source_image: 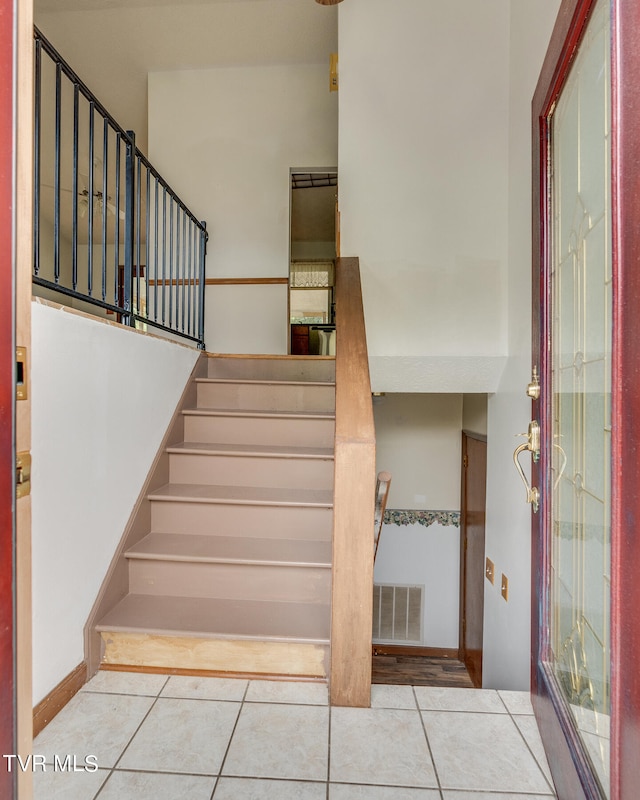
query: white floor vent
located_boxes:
[372,583,423,644]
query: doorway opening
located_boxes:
[288,169,337,355]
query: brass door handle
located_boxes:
[513,421,540,513]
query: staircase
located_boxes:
[94,354,336,679]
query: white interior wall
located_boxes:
[373,394,462,647]
[31,302,199,704]
[462,394,488,437]
[148,64,338,354]
[482,0,561,690]
[338,0,510,393]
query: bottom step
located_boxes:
[96,594,329,677]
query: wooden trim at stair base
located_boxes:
[100,663,326,683]
[84,354,209,679]
[372,645,461,659]
[33,662,87,737]
[100,633,327,678]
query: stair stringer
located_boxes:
[83,352,209,678]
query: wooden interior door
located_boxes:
[459,431,487,688]
[531,1,640,798]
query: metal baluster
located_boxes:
[54,62,62,283]
[146,166,151,322]
[169,196,174,330]
[123,131,135,326]
[114,133,121,306]
[161,184,167,325]
[72,83,79,291]
[136,155,142,323]
[198,222,207,349]
[154,176,159,323]
[34,36,41,277]
[187,218,193,336]
[101,118,108,302]
[181,210,187,333]
[88,102,94,296]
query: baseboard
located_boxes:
[33,661,87,737]
[372,644,460,659]
[100,663,327,683]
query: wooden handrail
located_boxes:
[374,471,392,563]
[330,257,376,707]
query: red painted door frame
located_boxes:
[531,1,640,798]
[0,0,17,797]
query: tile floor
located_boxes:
[33,671,557,799]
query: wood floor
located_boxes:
[372,647,475,688]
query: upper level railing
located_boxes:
[33,27,207,349]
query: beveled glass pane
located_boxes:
[548,0,611,795]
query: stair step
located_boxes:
[207,355,335,383]
[149,483,333,507]
[167,441,334,459]
[183,408,335,447]
[126,533,331,603]
[167,443,334,490]
[150,499,333,540]
[127,532,332,568]
[97,594,330,645]
[196,378,335,413]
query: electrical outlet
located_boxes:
[485,557,495,584]
[501,573,509,601]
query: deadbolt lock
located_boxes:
[526,366,540,400]
[16,452,32,499]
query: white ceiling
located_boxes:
[34,0,339,154]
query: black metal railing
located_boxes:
[33,27,207,349]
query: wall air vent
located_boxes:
[372,584,423,644]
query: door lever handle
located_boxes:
[513,421,540,513]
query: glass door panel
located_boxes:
[548,0,611,794]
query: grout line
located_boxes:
[496,691,556,796]
[326,700,331,800]
[510,712,558,796]
[413,685,444,798]
[92,676,171,800]
[209,678,251,799]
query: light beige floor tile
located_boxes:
[498,690,534,715]
[513,714,555,790]
[80,670,168,697]
[99,770,216,799]
[117,698,240,775]
[33,692,155,768]
[245,680,328,705]
[330,784,440,799]
[330,707,437,788]
[33,767,108,800]
[442,792,555,799]
[222,703,328,781]
[422,710,551,793]
[161,675,248,701]
[414,687,506,713]
[214,777,327,799]
[370,684,417,710]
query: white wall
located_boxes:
[463,394,488,437]
[148,64,338,354]
[339,0,510,393]
[373,394,462,647]
[482,0,561,690]
[340,0,561,683]
[31,302,199,703]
